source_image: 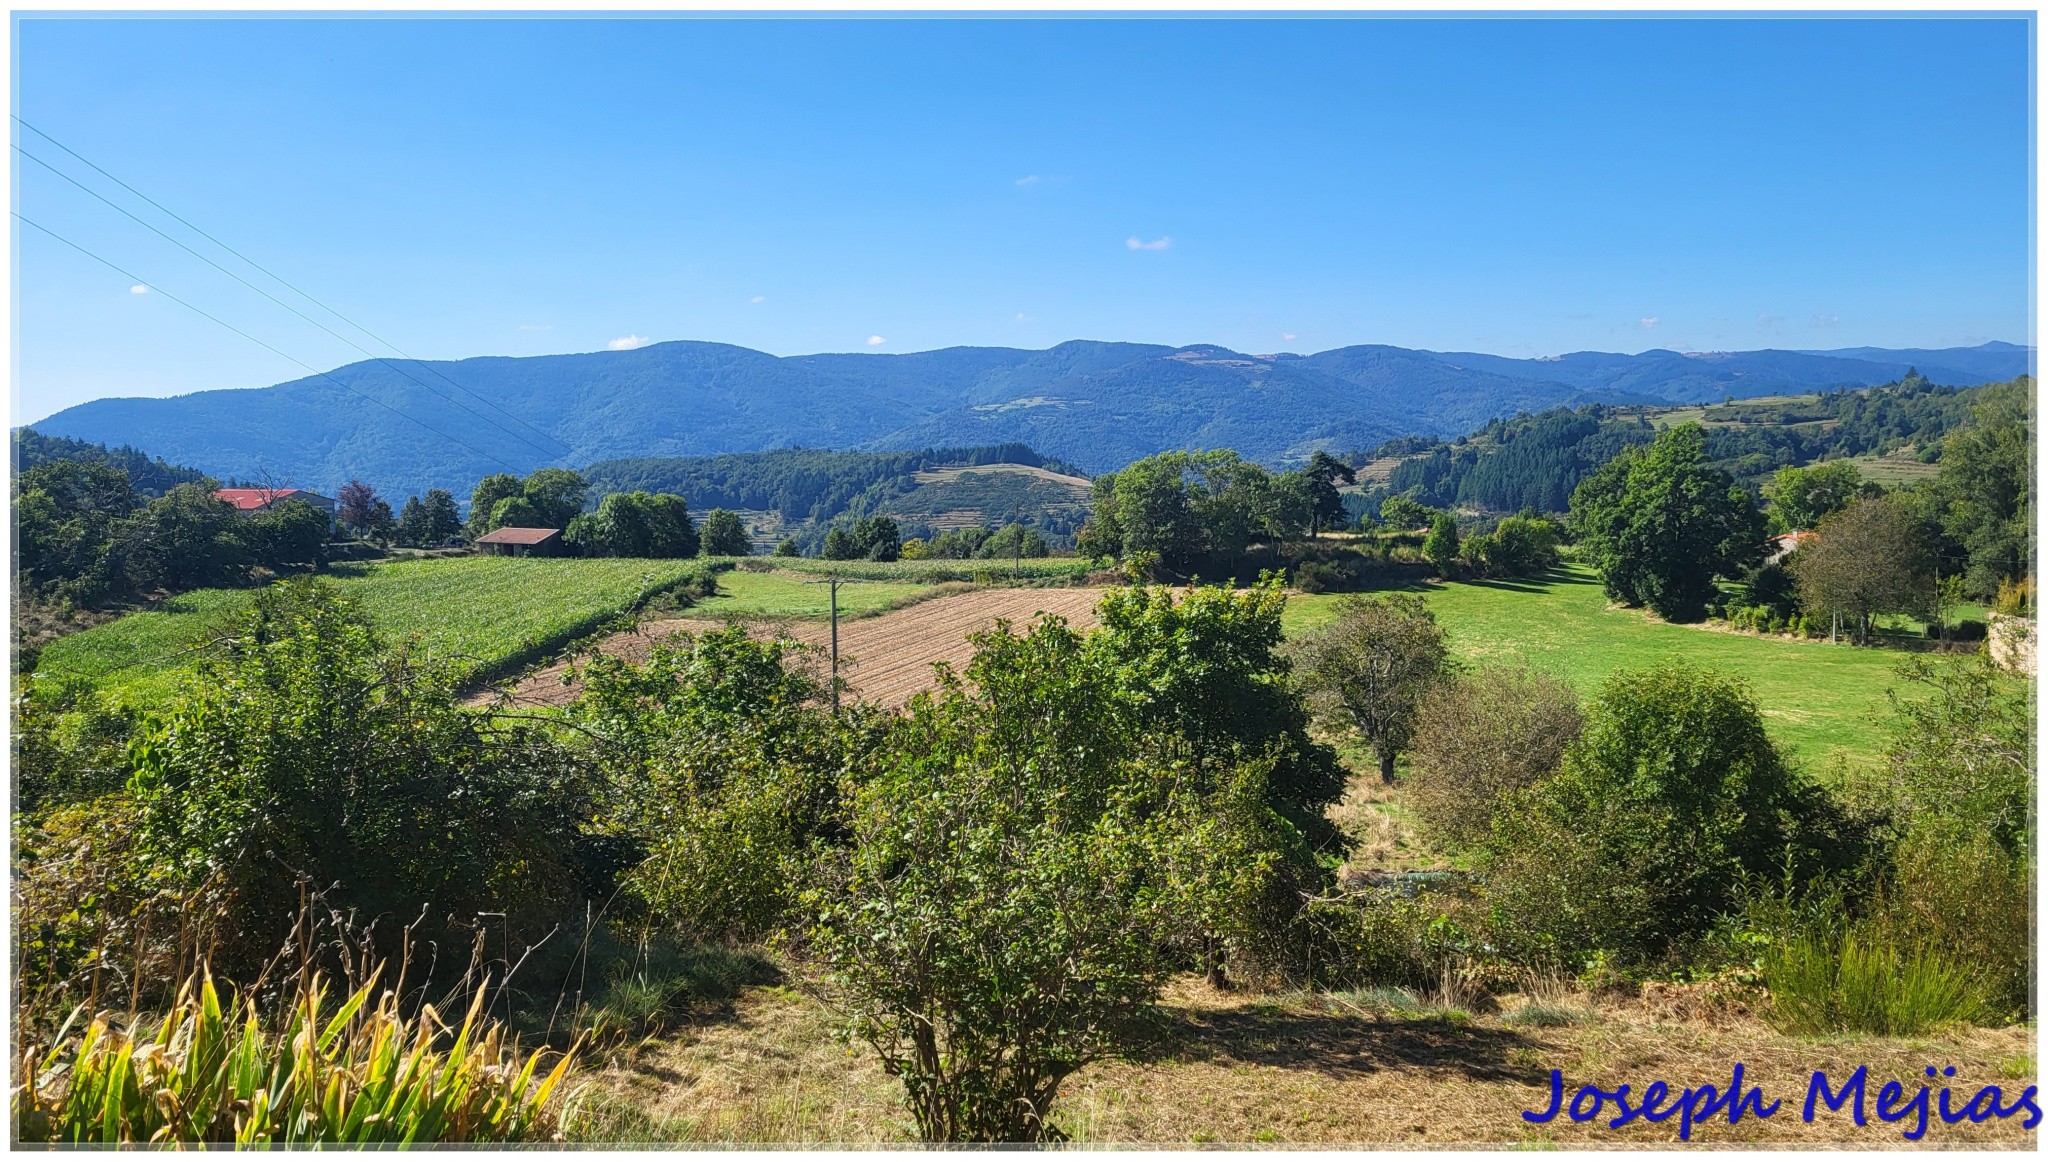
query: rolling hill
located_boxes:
[26,338,2029,499]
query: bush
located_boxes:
[1404,666,1581,851]
[1484,661,1851,969]
[800,616,1285,1141]
[13,971,579,1144]
[125,579,594,978]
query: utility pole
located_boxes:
[829,575,840,714]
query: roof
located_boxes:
[215,487,306,511]
[475,526,563,545]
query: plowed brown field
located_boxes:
[488,587,1108,708]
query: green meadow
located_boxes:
[692,568,938,619]
[32,556,723,709]
[1283,563,1931,771]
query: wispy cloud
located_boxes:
[129,284,149,295]
[1811,312,1839,329]
[1126,235,1172,251]
[1014,312,1036,324]
[867,335,887,347]
[1281,331,1298,342]
[1014,174,1043,187]
[750,295,766,304]
[1638,316,1661,329]
[609,334,650,351]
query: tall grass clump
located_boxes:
[14,970,580,1145]
[1763,929,1986,1036]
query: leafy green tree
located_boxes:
[1484,661,1843,967]
[1477,513,1561,577]
[1568,424,1766,622]
[468,474,524,536]
[1921,379,2032,599]
[1788,496,1936,644]
[821,526,860,561]
[1378,494,1433,531]
[1286,593,1452,784]
[14,459,137,603]
[773,537,801,558]
[489,495,542,530]
[1762,460,1872,534]
[520,468,589,529]
[395,495,431,546]
[242,498,330,569]
[974,523,1048,560]
[1076,454,1202,574]
[584,491,697,557]
[1422,512,1460,573]
[116,484,248,592]
[1406,666,1581,850]
[800,617,1281,1142]
[699,508,752,556]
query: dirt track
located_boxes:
[489,587,1108,709]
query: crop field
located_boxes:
[1851,449,1943,486]
[1284,564,1936,770]
[497,584,1109,708]
[31,556,720,709]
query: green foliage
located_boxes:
[1568,424,1765,622]
[1788,496,1936,643]
[577,491,698,558]
[1091,578,1348,859]
[468,473,524,536]
[125,579,592,970]
[395,488,462,546]
[820,526,859,560]
[1286,592,1452,784]
[1763,930,1986,1036]
[14,459,138,604]
[119,484,254,593]
[1300,450,1357,536]
[1377,494,1434,530]
[772,537,801,557]
[1919,378,2033,599]
[570,626,848,942]
[853,515,902,561]
[1484,661,1848,968]
[1406,665,1581,851]
[698,508,752,556]
[471,469,589,535]
[14,972,579,1144]
[1475,514,1562,578]
[1078,450,1303,576]
[800,616,1285,1142]
[1421,512,1460,573]
[241,498,330,568]
[1762,459,1873,533]
[13,426,210,497]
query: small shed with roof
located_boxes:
[475,526,564,557]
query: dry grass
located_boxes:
[570,975,2036,1146]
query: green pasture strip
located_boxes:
[693,569,937,620]
[714,555,1095,583]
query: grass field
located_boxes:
[1283,564,1934,770]
[32,556,722,709]
[694,569,937,620]
[721,556,1096,583]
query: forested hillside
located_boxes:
[1375,373,2013,514]
[11,428,212,497]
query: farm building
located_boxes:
[215,487,337,524]
[1764,529,1812,565]
[475,526,564,557]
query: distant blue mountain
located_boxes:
[26,338,2029,498]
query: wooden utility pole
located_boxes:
[829,575,840,714]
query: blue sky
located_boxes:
[15,14,2034,422]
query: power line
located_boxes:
[12,115,572,456]
[16,142,571,462]
[18,212,525,477]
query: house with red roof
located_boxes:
[214,487,338,524]
[474,526,564,557]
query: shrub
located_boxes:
[1484,661,1851,969]
[125,579,593,978]
[1404,666,1581,851]
[13,971,579,1144]
[799,617,1283,1141]
[570,625,851,943]
[1285,592,1451,785]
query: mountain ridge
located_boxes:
[28,338,2030,499]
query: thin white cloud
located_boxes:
[608,334,650,351]
[1015,174,1043,187]
[1014,312,1036,324]
[1282,331,1298,342]
[1126,235,1172,251]
[129,284,149,295]
[1638,316,1661,329]
[750,295,766,304]
[1811,312,1839,329]
[867,335,887,347]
